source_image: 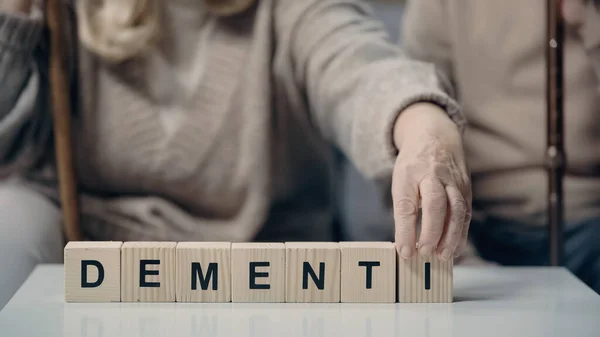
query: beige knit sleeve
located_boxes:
[274,0,465,181]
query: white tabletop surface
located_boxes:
[1,265,599,337]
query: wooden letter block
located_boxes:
[285,242,340,303]
[64,241,122,302]
[231,243,285,302]
[397,253,453,303]
[339,242,396,303]
[176,242,231,302]
[121,242,176,302]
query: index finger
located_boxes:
[392,174,419,259]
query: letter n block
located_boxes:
[231,243,285,302]
[64,241,123,302]
[340,242,396,303]
[176,242,231,302]
[285,242,340,303]
[121,242,176,302]
[397,254,453,303]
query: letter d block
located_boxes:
[285,242,340,303]
[176,242,231,302]
[121,242,176,302]
[64,241,123,302]
[340,242,396,303]
[231,243,285,302]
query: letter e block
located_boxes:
[397,253,453,303]
[231,243,285,302]
[64,241,123,302]
[121,242,176,302]
[285,242,340,303]
[176,242,231,302]
[340,242,396,303]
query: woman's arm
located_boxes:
[275,0,464,179]
[0,5,48,175]
[275,0,471,260]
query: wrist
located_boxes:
[393,102,460,151]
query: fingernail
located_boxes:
[419,245,434,257]
[440,248,453,261]
[400,246,413,259]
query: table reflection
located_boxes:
[63,303,457,337]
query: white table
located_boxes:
[1,265,599,337]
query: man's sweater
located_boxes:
[0,0,464,242]
[403,0,600,227]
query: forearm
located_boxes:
[393,102,462,153]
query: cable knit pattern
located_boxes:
[0,0,464,242]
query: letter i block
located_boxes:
[64,241,123,302]
[285,242,340,303]
[176,242,231,302]
[339,242,396,303]
[397,254,453,303]
[231,243,285,302]
[121,242,176,302]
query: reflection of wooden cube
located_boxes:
[397,254,453,303]
[231,243,285,302]
[64,241,123,302]
[340,242,396,303]
[176,242,231,302]
[121,242,176,302]
[285,242,341,303]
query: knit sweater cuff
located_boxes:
[0,10,43,55]
[351,68,466,180]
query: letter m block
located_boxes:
[176,242,231,302]
[64,241,123,302]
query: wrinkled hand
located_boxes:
[391,103,472,261]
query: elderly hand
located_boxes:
[391,103,472,261]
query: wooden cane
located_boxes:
[46,0,82,242]
[546,0,566,266]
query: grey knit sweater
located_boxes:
[0,0,464,242]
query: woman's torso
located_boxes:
[30,1,336,242]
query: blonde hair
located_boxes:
[77,0,256,63]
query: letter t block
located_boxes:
[231,243,285,302]
[64,241,123,302]
[340,242,396,303]
[176,242,231,302]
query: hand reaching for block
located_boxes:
[64,241,453,304]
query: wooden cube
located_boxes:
[64,241,122,302]
[285,242,340,303]
[121,242,176,302]
[176,242,231,302]
[231,243,285,302]
[397,253,453,303]
[339,241,396,303]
